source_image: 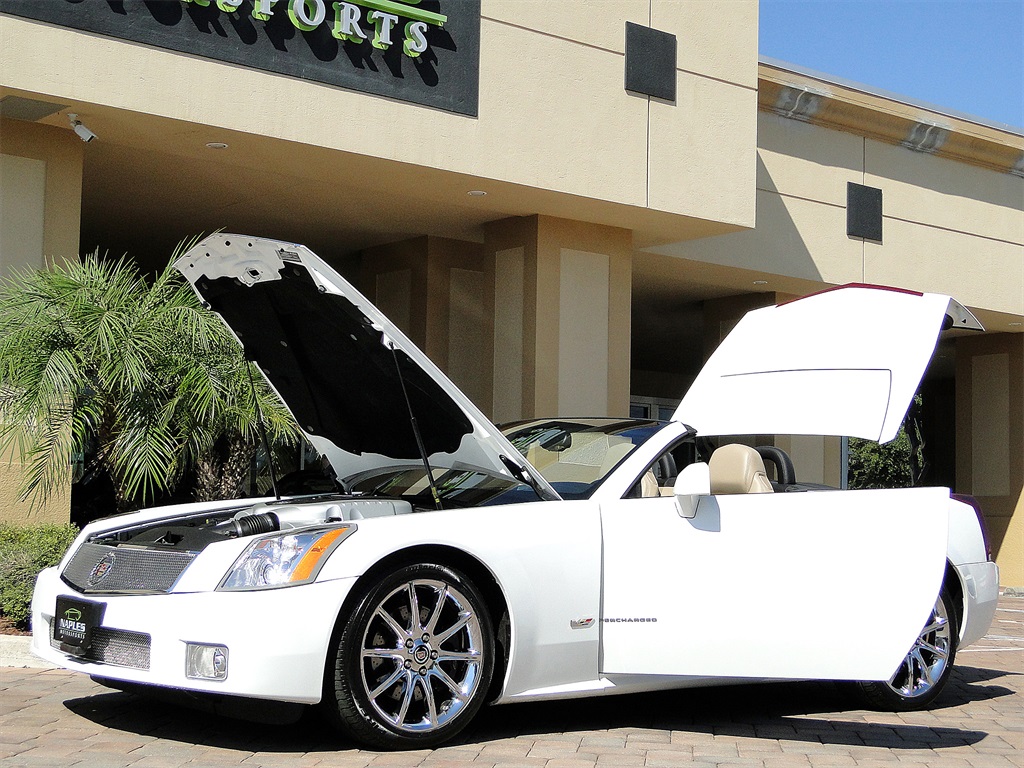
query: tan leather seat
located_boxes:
[639,470,659,497]
[709,444,774,494]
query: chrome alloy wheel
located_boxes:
[359,578,484,733]
[886,594,953,698]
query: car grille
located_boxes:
[50,624,152,670]
[62,542,196,594]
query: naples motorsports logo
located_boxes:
[0,0,481,115]
[206,0,448,58]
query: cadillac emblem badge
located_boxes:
[88,553,115,586]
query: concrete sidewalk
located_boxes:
[1,595,1020,768]
[0,635,54,670]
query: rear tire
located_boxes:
[324,562,494,750]
[853,584,958,710]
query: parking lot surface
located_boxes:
[1,595,1020,768]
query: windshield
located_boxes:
[501,418,664,499]
[346,464,532,508]
[342,418,666,508]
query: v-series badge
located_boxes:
[184,0,446,58]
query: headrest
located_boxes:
[709,444,774,494]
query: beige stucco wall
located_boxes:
[0,447,72,526]
[956,333,1023,587]
[0,152,46,275]
[0,1,757,232]
[483,215,632,422]
[0,118,83,267]
[863,140,1023,316]
[360,236,488,407]
[0,118,82,525]
[653,111,1024,320]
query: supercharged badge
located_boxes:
[602,617,659,623]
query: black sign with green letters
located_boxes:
[54,595,105,653]
[0,0,480,116]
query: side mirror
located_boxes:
[674,462,710,518]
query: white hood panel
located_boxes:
[175,235,558,499]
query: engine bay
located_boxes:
[89,496,414,554]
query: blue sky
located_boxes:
[759,0,1024,130]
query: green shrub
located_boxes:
[0,522,79,630]
[847,431,913,489]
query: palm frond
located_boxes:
[0,237,300,508]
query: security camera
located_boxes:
[73,123,97,142]
[67,113,97,143]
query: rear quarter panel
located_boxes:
[946,497,989,566]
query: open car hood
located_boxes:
[175,234,559,501]
[674,284,983,443]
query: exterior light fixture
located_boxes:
[205,142,229,149]
[466,190,487,196]
[902,122,950,154]
[773,86,824,122]
[67,113,97,143]
[185,642,229,680]
[753,280,769,286]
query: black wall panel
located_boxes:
[847,182,883,242]
[624,22,676,102]
[0,0,481,116]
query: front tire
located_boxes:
[854,584,958,710]
[325,563,494,750]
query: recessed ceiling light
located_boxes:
[466,190,487,196]
[1010,321,1022,327]
[206,142,229,149]
[753,280,768,285]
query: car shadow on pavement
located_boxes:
[949,664,1022,685]
[61,667,1012,754]
[462,673,1006,748]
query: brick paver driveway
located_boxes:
[2,595,1020,768]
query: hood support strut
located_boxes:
[387,340,443,511]
[247,360,280,501]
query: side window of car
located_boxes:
[625,440,696,499]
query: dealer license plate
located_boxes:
[54,596,105,653]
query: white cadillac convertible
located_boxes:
[32,234,999,750]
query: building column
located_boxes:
[956,332,1024,587]
[360,236,487,408]
[0,118,82,524]
[482,215,632,423]
[0,118,83,272]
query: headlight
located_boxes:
[219,525,354,591]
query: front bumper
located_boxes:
[31,566,358,704]
[953,560,999,648]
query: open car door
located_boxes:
[673,285,982,442]
[602,284,972,681]
[599,486,948,680]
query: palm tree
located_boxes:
[0,240,299,514]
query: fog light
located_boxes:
[185,643,229,680]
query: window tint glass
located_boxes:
[502,418,663,498]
